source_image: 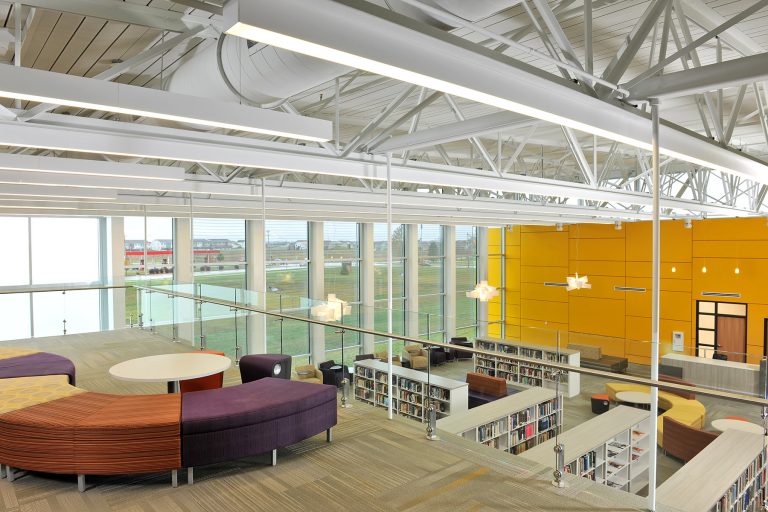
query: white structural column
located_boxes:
[476,227,489,337]
[648,98,661,511]
[246,219,266,354]
[405,224,419,336]
[173,217,194,344]
[443,225,456,339]
[309,221,325,364]
[110,217,126,329]
[360,223,375,353]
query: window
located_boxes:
[124,216,174,325]
[0,217,103,340]
[265,221,310,363]
[373,223,406,353]
[193,218,247,358]
[455,225,478,339]
[696,301,747,361]
[323,222,361,365]
[418,224,444,341]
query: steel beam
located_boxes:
[223,0,768,182]
[629,43,768,101]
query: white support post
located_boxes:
[476,227,489,337]
[405,224,419,337]
[443,225,456,340]
[246,219,266,354]
[309,221,325,364]
[386,153,393,420]
[110,217,126,330]
[173,217,194,344]
[648,98,661,512]
[360,223,375,354]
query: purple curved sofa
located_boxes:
[0,351,76,385]
[181,377,337,482]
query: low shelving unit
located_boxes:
[353,359,468,423]
[474,337,581,398]
[657,429,767,512]
[520,405,650,494]
[436,387,560,455]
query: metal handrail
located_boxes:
[0,283,132,295]
[135,284,768,408]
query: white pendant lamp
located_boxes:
[466,280,499,302]
[310,293,351,321]
[566,273,592,292]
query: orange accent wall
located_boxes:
[489,218,768,365]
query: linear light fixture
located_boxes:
[0,65,331,142]
[0,153,186,181]
[223,0,768,182]
[0,184,116,201]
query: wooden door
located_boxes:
[716,316,747,363]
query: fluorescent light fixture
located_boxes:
[466,281,498,302]
[0,65,331,142]
[0,153,185,181]
[224,0,768,183]
[0,184,116,200]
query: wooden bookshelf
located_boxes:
[436,387,560,455]
[657,430,767,512]
[474,337,581,398]
[353,359,469,423]
[520,406,650,494]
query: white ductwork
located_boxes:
[165,0,511,105]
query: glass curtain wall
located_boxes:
[0,216,102,340]
[455,225,478,339]
[373,223,406,353]
[418,224,445,341]
[323,222,361,364]
[192,218,246,288]
[265,220,310,361]
[123,216,174,324]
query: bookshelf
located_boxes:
[657,430,767,512]
[436,387,560,455]
[353,359,469,422]
[520,406,650,494]
[474,337,581,398]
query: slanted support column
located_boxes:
[173,217,194,344]
[110,217,126,329]
[443,225,456,340]
[309,221,325,364]
[476,227,489,337]
[246,219,266,355]
[405,224,419,337]
[360,223,375,354]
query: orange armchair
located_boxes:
[179,350,227,394]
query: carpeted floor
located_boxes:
[0,329,679,512]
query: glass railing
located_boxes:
[135,286,768,509]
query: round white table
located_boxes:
[109,353,231,393]
[711,418,764,435]
[615,391,652,409]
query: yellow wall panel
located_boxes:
[521,232,569,267]
[488,228,502,252]
[573,275,626,300]
[569,332,626,357]
[692,258,766,303]
[569,260,626,277]
[625,262,690,280]
[747,304,768,348]
[488,255,502,288]
[569,224,625,239]
[521,225,567,233]
[505,259,520,291]
[505,226,521,245]
[505,324,521,340]
[520,299,569,324]
[520,319,568,347]
[693,218,768,241]
[521,282,568,303]
[663,291,693,322]
[625,220,692,262]
[505,245,521,259]
[569,297,625,338]
[693,240,768,259]
[505,291,520,305]
[569,238,625,261]
[520,266,569,284]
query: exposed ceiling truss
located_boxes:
[0,0,766,225]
